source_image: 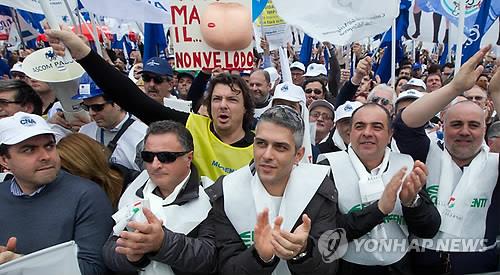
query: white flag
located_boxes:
[272,0,400,45]
[0,0,77,16]
[0,241,81,275]
[80,0,171,24]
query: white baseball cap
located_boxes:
[334,101,363,123]
[264,67,281,89]
[402,78,426,91]
[0,112,56,145]
[396,89,424,105]
[271,82,306,104]
[290,61,305,72]
[304,63,327,77]
[10,62,24,74]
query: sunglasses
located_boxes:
[142,74,171,84]
[141,150,190,163]
[369,96,391,106]
[304,88,323,95]
[81,102,111,112]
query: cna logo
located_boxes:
[19,116,37,127]
[318,228,348,263]
[45,50,57,62]
[440,0,481,18]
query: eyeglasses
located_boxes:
[141,150,190,163]
[304,88,323,95]
[310,111,333,120]
[0,98,21,107]
[369,96,391,106]
[142,74,171,84]
[80,102,111,112]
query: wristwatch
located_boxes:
[402,194,421,208]
[292,251,308,261]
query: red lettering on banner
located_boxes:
[175,52,184,68]
[189,6,200,24]
[171,5,187,25]
[224,52,232,68]
[182,27,192,42]
[173,27,180,43]
[192,52,202,68]
[214,52,221,68]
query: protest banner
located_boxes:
[0,0,77,16]
[254,0,291,52]
[170,0,254,70]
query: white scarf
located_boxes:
[332,129,347,151]
[436,144,496,238]
[223,163,329,274]
[115,170,212,275]
[347,146,391,204]
[320,149,413,265]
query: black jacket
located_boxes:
[102,166,216,275]
[205,173,339,275]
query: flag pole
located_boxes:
[10,8,26,49]
[454,0,466,76]
[88,12,103,57]
[62,0,79,33]
[391,18,396,88]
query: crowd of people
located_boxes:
[0,24,499,275]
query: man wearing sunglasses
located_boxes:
[302,77,328,107]
[76,74,147,171]
[103,120,215,274]
[0,80,43,119]
[366,84,396,116]
[141,57,176,104]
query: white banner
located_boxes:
[0,241,81,275]
[170,0,254,70]
[0,0,77,16]
[273,0,400,45]
[80,0,171,24]
[254,0,291,52]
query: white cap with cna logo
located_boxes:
[0,112,56,145]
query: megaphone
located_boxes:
[21,47,90,123]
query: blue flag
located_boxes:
[252,0,268,21]
[417,0,483,35]
[375,1,410,83]
[299,34,313,65]
[462,0,499,62]
[143,23,167,62]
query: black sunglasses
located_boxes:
[369,96,391,106]
[142,74,170,84]
[81,102,111,112]
[305,88,323,95]
[141,150,190,163]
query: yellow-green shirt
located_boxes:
[186,114,253,181]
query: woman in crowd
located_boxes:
[57,133,139,208]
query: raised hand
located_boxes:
[272,214,311,260]
[399,161,428,206]
[254,208,275,262]
[378,168,406,215]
